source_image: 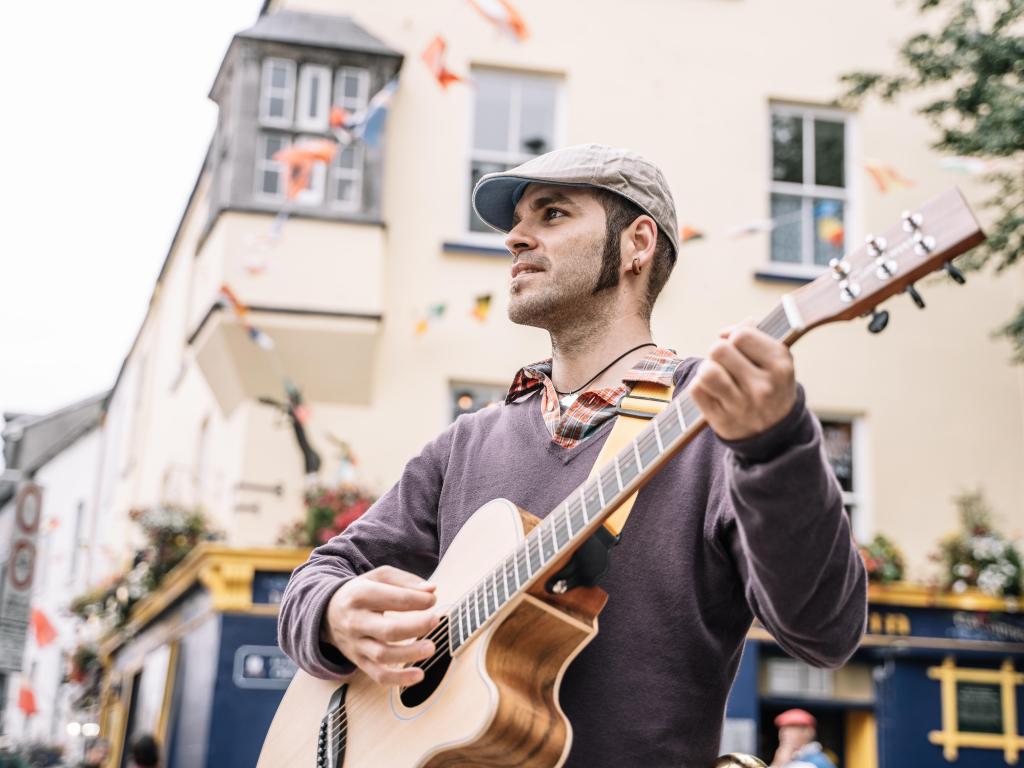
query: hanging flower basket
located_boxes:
[933,490,1022,597]
[277,483,377,547]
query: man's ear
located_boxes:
[621,214,658,273]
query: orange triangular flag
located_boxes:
[31,608,57,647]
[18,685,38,717]
[421,36,467,89]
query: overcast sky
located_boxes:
[0,1,260,418]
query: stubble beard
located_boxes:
[507,231,607,332]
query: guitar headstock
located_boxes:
[790,188,986,333]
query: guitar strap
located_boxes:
[545,380,674,594]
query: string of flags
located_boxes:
[416,294,492,335]
[864,159,915,194]
[30,608,57,648]
[421,36,467,90]
[467,0,530,41]
[217,284,275,351]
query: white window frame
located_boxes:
[462,68,565,246]
[254,133,291,202]
[259,58,296,128]
[296,64,332,132]
[334,66,370,115]
[816,412,871,543]
[329,142,364,212]
[766,103,859,279]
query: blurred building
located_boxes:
[3,0,1023,765]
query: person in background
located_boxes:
[770,709,836,768]
[128,734,159,768]
[79,738,109,768]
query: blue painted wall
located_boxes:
[205,614,289,768]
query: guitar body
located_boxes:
[259,499,608,768]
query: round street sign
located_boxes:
[15,485,41,534]
[9,540,36,590]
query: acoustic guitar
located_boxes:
[259,188,984,767]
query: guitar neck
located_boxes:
[447,301,802,655]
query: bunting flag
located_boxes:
[351,79,399,148]
[472,294,492,322]
[17,685,38,717]
[31,608,57,648]
[415,318,430,336]
[817,217,845,247]
[467,0,530,41]
[728,219,776,238]
[421,36,467,90]
[273,139,339,200]
[939,155,994,175]
[218,284,277,352]
[680,226,705,244]
[428,303,447,319]
[864,159,915,193]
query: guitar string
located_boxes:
[325,394,722,745]
[325,307,796,747]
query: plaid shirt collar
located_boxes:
[506,347,683,449]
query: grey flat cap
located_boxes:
[472,143,679,260]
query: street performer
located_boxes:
[278,143,867,767]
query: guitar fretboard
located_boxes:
[447,303,793,654]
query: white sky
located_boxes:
[0,1,261,417]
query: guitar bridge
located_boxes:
[317,685,348,767]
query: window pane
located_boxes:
[308,75,321,119]
[337,145,357,169]
[262,170,280,195]
[473,75,512,152]
[271,64,288,89]
[815,120,845,188]
[269,97,286,119]
[451,383,506,421]
[343,73,361,100]
[518,80,556,155]
[771,114,803,184]
[820,419,854,493]
[264,136,285,159]
[335,178,354,202]
[770,193,802,263]
[469,160,513,232]
[813,198,845,266]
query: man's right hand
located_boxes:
[321,565,441,687]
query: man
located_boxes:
[278,143,867,767]
[769,709,836,768]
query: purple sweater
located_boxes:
[278,358,867,767]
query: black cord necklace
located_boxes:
[553,342,658,397]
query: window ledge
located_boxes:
[442,240,509,257]
[754,266,825,285]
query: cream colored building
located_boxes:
[89,0,1023,581]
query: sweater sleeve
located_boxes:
[277,423,455,679]
[718,386,868,668]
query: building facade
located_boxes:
[5,0,1024,764]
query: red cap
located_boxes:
[774,709,816,728]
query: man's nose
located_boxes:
[504,223,537,255]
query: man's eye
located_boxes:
[544,208,566,220]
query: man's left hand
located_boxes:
[689,322,797,442]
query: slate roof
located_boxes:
[236,11,399,56]
[1,391,108,480]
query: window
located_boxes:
[260,58,296,127]
[255,133,290,200]
[468,68,561,233]
[334,67,370,115]
[450,382,507,422]
[293,134,326,206]
[769,104,850,270]
[330,143,364,211]
[818,416,868,539]
[296,64,331,131]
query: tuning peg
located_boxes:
[905,283,926,309]
[867,308,890,334]
[945,261,966,284]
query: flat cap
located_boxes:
[472,143,679,260]
[774,709,817,728]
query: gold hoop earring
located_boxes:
[631,258,642,275]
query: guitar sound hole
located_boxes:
[399,630,453,708]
